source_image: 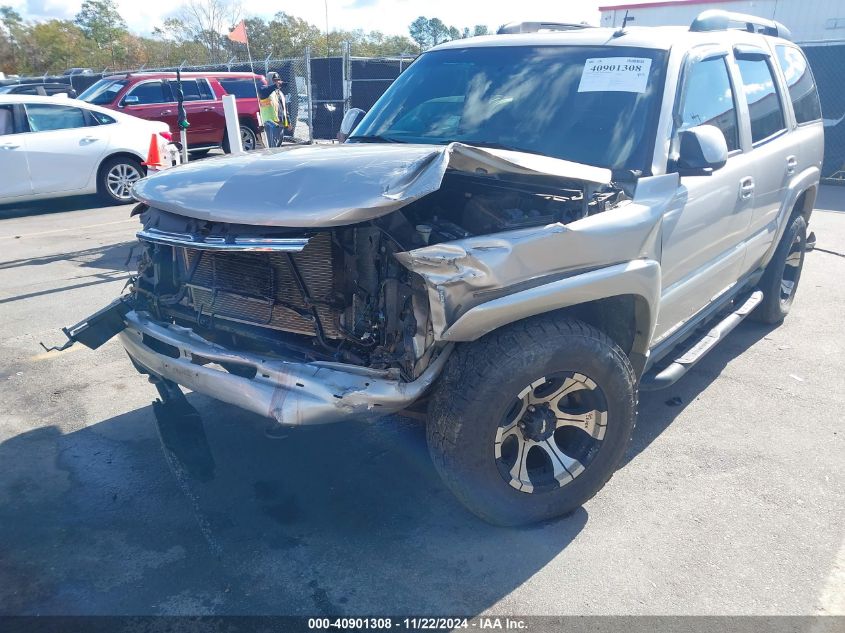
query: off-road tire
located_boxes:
[426,315,637,526]
[752,214,807,324]
[97,155,145,204]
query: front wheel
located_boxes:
[97,156,144,204]
[426,316,637,526]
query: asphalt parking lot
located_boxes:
[0,188,843,617]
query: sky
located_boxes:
[6,0,602,37]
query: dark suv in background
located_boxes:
[0,83,78,97]
[78,71,267,153]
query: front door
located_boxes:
[22,102,110,195]
[656,53,754,342]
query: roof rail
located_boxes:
[690,9,792,41]
[497,21,593,35]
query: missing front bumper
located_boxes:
[119,311,450,426]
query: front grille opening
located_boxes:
[142,334,180,359]
[190,353,257,379]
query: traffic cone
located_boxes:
[142,134,166,172]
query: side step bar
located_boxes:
[640,290,763,391]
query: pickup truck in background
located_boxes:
[78,71,267,153]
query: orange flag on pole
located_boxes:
[228,20,248,44]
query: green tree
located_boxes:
[75,0,127,68]
[473,25,489,36]
[0,5,23,72]
[178,0,240,63]
[408,16,430,52]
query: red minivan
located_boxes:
[78,72,268,153]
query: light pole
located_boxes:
[324,0,330,56]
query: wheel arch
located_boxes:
[96,150,147,184]
[440,260,661,376]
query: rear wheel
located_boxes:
[426,316,637,526]
[222,125,257,153]
[97,156,144,204]
[752,214,807,324]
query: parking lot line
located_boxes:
[0,218,136,240]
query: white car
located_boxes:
[0,94,172,205]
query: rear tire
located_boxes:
[426,315,637,526]
[97,155,144,205]
[752,214,807,324]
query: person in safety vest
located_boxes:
[259,72,290,147]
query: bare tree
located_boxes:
[177,0,241,63]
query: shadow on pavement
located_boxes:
[0,394,587,616]
[0,195,113,220]
[0,308,779,616]
[628,319,776,467]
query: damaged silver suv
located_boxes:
[53,11,823,525]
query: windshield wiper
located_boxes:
[346,134,404,143]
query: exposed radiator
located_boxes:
[181,232,341,338]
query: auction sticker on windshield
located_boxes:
[578,57,652,93]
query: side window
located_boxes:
[127,81,172,105]
[775,45,822,124]
[735,57,786,143]
[24,103,87,132]
[0,105,16,135]
[680,56,740,152]
[169,79,203,101]
[198,80,215,100]
[219,79,257,98]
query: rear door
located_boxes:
[656,51,756,341]
[0,103,32,199]
[22,102,111,194]
[730,44,794,272]
[168,78,225,145]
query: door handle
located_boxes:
[202,107,214,112]
[160,109,173,115]
[80,136,98,144]
[0,143,20,150]
[740,177,755,200]
[786,155,797,176]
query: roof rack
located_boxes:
[690,9,792,41]
[497,21,593,35]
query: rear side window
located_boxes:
[198,80,215,100]
[219,79,259,98]
[736,58,786,143]
[90,110,115,125]
[127,81,172,105]
[25,103,87,132]
[775,45,822,124]
[679,57,740,152]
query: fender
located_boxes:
[440,259,661,366]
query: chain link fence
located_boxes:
[802,41,845,182]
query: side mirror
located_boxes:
[338,107,366,142]
[675,124,728,176]
[122,95,139,107]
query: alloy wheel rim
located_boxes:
[495,372,608,494]
[780,233,803,305]
[106,163,141,201]
[241,127,256,150]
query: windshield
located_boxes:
[78,79,127,105]
[351,45,667,172]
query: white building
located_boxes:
[599,0,845,44]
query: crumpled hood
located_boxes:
[132,142,612,227]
